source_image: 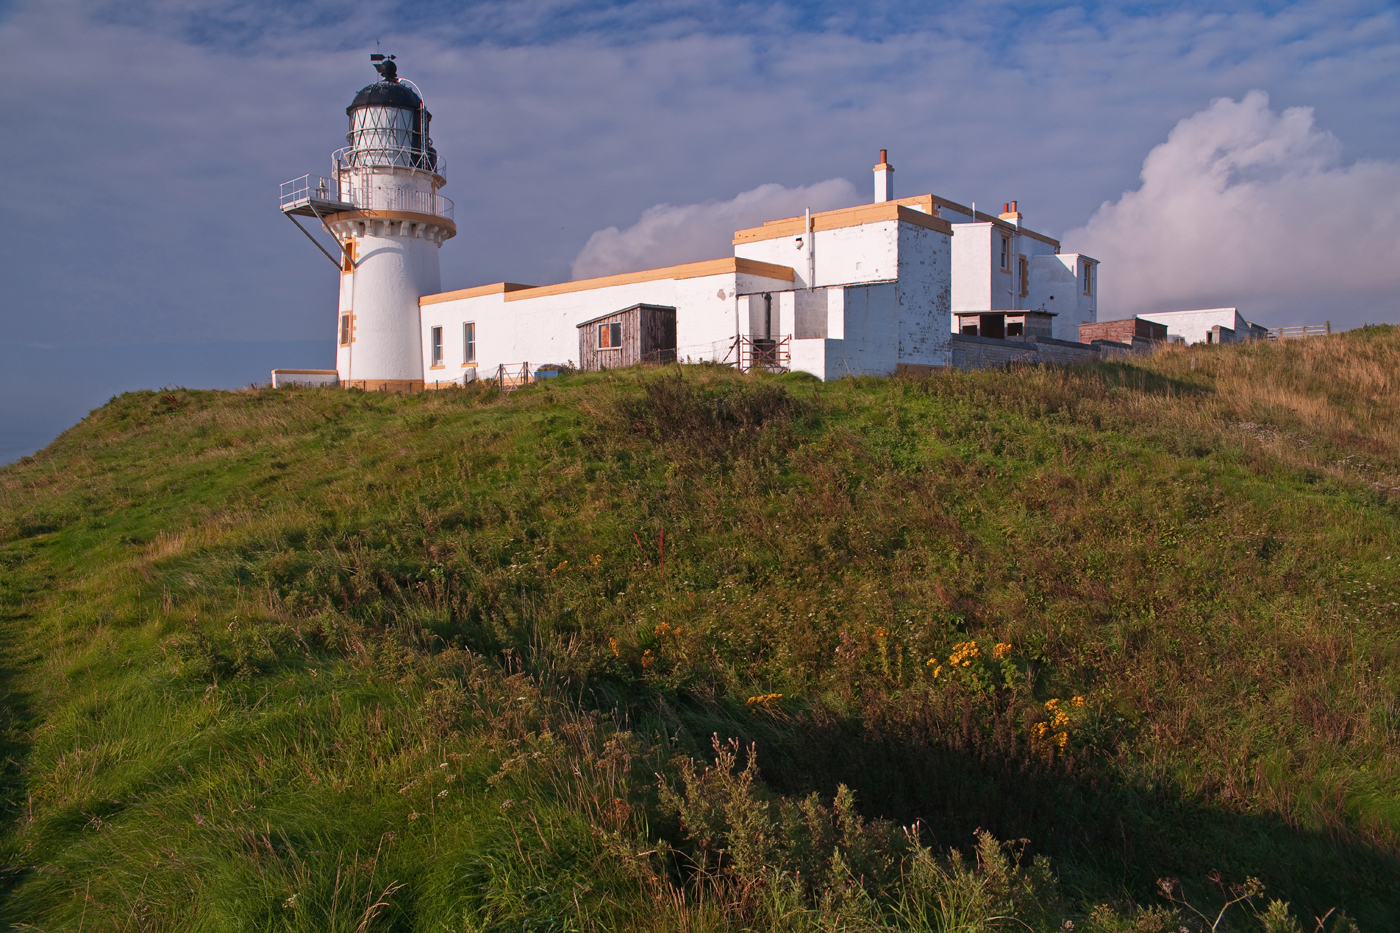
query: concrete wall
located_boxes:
[839,283,901,376]
[949,334,1102,370]
[735,221,901,289]
[1137,308,1249,345]
[1025,254,1096,342]
[896,223,952,367]
[951,222,995,314]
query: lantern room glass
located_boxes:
[345,105,436,171]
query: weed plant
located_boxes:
[0,328,1398,930]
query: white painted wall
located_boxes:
[839,283,901,376]
[1137,308,1248,345]
[895,223,952,367]
[951,223,995,314]
[734,221,901,289]
[330,162,448,383]
[1024,254,1097,342]
[419,270,796,375]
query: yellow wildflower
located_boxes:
[746,693,783,708]
[608,638,621,658]
[1055,731,1069,749]
[993,643,1012,661]
[948,641,980,667]
[1071,695,1086,708]
[1044,698,1061,713]
[641,649,655,669]
[933,665,943,678]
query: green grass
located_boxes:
[2,328,1400,931]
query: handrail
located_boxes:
[279,172,454,221]
[333,145,445,179]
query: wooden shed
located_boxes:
[577,304,677,371]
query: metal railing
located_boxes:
[333,145,445,179]
[725,335,791,373]
[279,175,351,212]
[1268,323,1332,340]
[279,173,454,221]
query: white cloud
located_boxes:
[1066,90,1400,327]
[570,178,860,279]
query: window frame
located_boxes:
[999,235,1011,273]
[339,313,352,346]
[1083,261,1094,296]
[430,325,444,367]
[462,321,476,365]
[598,321,623,350]
[1018,255,1029,297]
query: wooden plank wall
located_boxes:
[579,305,677,371]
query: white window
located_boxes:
[430,326,443,366]
[339,314,351,346]
[1000,236,1010,272]
[463,322,476,363]
[599,322,622,349]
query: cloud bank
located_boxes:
[1067,91,1400,326]
[570,179,859,279]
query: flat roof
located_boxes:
[420,257,794,307]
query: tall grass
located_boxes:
[0,331,1397,929]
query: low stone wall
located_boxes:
[949,334,1103,370]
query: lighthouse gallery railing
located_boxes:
[279,174,454,222]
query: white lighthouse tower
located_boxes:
[278,55,455,391]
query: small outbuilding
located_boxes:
[955,310,1056,340]
[577,304,677,371]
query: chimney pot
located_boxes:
[1011,200,1018,212]
[880,149,887,163]
[1003,203,1010,213]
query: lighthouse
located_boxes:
[277,55,455,391]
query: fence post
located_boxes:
[1326,320,1331,336]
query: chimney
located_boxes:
[999,200,1022,227]
[874,149,893,203]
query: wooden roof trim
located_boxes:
[420,282,534,306]
[733,201,953,244]
[928,195,1061,248]
[496,257,794,302]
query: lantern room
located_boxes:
[340,55,439,175]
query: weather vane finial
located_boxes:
[370,51,398,81]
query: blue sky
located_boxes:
[2,0,1398,461]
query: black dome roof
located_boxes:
[347,79,424,114]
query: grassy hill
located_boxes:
[2,329,1399,931]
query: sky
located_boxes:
[2,0,1398,461]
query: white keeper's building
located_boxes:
[276,60,1104,389]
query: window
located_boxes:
[430,326,443,366]
[1018,255,1029,297]
[1000,236,1010,272]
[339,314,351,346]
[341,239,356,273]
[1083,261,1093,296]
[463,322,476,364]
[598,321,622,349]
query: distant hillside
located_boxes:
[2,329,1398,932]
